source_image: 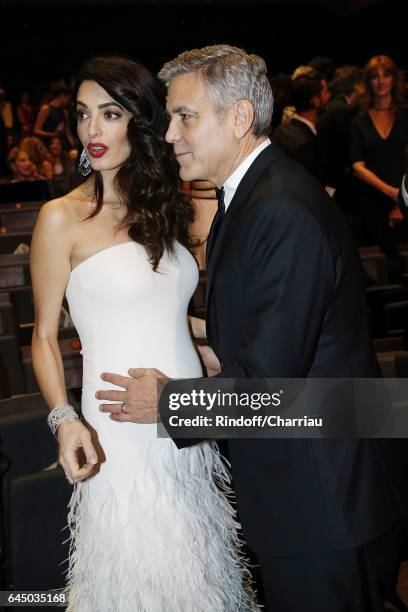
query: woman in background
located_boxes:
[49,135,73,176]
[19,136,53,179]
[350,55,408,276]
[7,147,43,182]
[17,91,35,135]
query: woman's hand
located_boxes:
[389,203,404,226]
[385,186,399,202]
[197,344,221,377]
[58,420,98,484]
[353,162,400,203]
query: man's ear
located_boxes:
[233,100,255,138]
[311,95,321,109]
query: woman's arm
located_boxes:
[64,109,75,147]
[189,315,206,340]
[34,105,54,138]
[30,201,97,482]
[17,106,29,131]
[352,161,399,202]
[38,159,54,180]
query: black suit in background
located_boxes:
[317,95,362,237]
[318,95,358,190]
[272,118,320,180]
[165,143,408,611]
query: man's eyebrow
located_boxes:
[170,105,199,115]
[76,100,125,110]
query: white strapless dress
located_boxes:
[64,241,257,612]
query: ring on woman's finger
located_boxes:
[121,402,127,414]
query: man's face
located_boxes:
[165,72,236,186]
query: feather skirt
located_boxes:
[64,440,259,612]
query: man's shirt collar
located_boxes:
[223,138,271,211]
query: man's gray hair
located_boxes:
[158,44,273,137]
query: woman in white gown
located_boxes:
[30,56,257,611]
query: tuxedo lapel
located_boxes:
[205,142,285,305]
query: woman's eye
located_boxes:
[76,111,87,121]
[105,110,121,120]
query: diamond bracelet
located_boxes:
[47,404,79,438]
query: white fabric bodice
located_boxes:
[66,240,202,386]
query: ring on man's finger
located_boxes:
[121,402,127,414]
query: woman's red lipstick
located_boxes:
[87,143,108,158]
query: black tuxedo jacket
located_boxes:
[167,143,407,558]
[273,118,320,180]
[317,96,358,189]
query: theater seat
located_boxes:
[0,395,60,478]
[0,206,40,234]
[377,351,408,378]
[0,336,24,399]
[0,253,30,290]
[384,301,408,336]
[0,395,71,591]
[374,337,406,353]
[0,180,49,205]
[360,252,389,285]
[0,233,32,256]
[365,285,407,338]
[0,293,15,337]
[8,468,71,591]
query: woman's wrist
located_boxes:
[47,403,79,438]
[384,186,398,201]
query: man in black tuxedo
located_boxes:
[98,45,407,611]
[273,71,326,180]
[317,65,361,200]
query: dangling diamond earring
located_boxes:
[78,149,91,176]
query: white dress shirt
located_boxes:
[292,113,317,136]
[402,176,408,208]
[223,138,271,211]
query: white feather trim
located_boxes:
[63,441,259,611]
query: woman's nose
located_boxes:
[88,116,103,138]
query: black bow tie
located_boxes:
[215,186,225,216]
[206,186,226,265]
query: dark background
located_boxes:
[0,0,405,97]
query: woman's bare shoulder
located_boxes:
[39,186,92,227]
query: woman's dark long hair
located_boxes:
[73,55,196,270]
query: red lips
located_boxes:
[87,143,108,158]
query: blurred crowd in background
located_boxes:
[1,52,408,277]
[0,81,77,195]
